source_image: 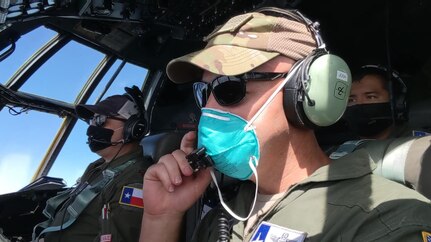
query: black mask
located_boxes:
[86,125,114,152]
[343,103,393,138]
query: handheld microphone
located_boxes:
[185,147,214,172]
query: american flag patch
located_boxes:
[119,186,144,208]
[251,222,307,242]
[100,234,112,242]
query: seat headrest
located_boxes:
[140,132,185,162]
[359,136,431,199]
[409,99,431,133]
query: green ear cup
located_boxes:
[302,54,352,127]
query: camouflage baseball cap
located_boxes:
[167,11,317,83]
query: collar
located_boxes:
[228,149,375,211]
[104,147,143,169]
[299,149,375,184]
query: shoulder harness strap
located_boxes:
[32,159,137,241]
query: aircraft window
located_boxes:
[1,51,147,192]
[47,121,99,187]
[0,111,61,194]
[0,26,57,84]
[19,40,105,103]
[48,60,148,187]
[86,60,148,102]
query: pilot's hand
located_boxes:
[142,131,212,218]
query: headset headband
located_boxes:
[360,65,407,93]
[256,7,326,49]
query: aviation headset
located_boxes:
[123,85,149,142]
[357,65,408,121]
[256,7,352,129]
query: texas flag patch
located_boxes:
[251,221,307,242]
[422,231,431,242]
[119,186,144,208]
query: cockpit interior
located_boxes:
[1,0,430,241]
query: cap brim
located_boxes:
[75,104,111,120]
[166,45,279,83]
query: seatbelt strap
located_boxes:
[32,188,77,240]
[32,159,136,241]
[329,139,372,159]
[42,189,73,220]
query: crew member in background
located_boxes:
[34,86,151,242]
[343,65,428,139]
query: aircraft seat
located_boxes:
[140,131,185,162]
[334,136,431,200]
[409,99,431,134]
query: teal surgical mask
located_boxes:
[197,108,260,180]
[198,108,260,221]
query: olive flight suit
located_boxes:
[39,149,152,242]
[192,149,431,242]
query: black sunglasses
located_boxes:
[193,72,287,108]
[90,114,127,127]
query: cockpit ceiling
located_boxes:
[1,0,431,75]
